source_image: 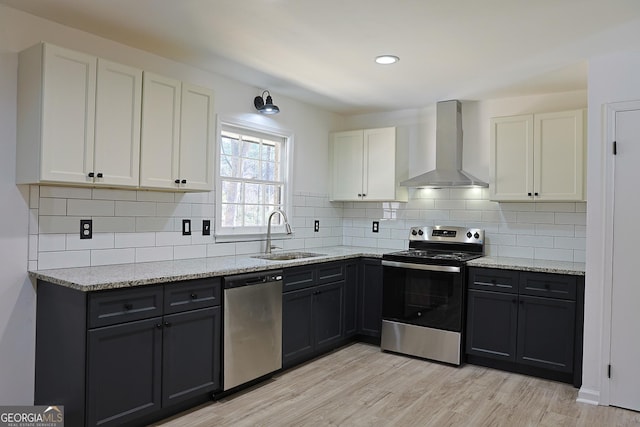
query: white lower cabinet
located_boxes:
[489,109,585,202]
[329,127,407,202]
[140,73,214,191]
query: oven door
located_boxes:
[381,260,464,332]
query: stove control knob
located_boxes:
[411,229,418,236]
[418,229,424,236]
[474,232,480,239]
[466,231,472,238]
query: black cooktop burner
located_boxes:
[385,249,483,264]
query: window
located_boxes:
[216,121,292,239]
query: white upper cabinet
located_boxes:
[140,74,214,191]
[17,43,97,185]
[17,43,143,187]
[93,59,143,187]
[490,109,585,202]
[330,127,407,202]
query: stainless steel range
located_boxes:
[381,225,484,365]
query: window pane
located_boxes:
[221,181,242,203]
[243,140,261,159]
[262,143,275,161]
[242,159,260,179]
[221,137,236,156]
[264,185,281,205]
[244,183,262,204]
[244,204,263,226]
[221,203,243,227]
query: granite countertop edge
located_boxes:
[29,249,586,292]
[467,256,585,276]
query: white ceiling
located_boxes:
[3,0,640,114]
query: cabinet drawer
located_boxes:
[164,278,221,314]
[519,272,576,300]
[283,266,317,292]
[468,268,519,294]
[317,262,345,285]
[88,285,163,328]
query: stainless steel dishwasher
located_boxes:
[223,270,283,391]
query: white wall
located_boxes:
[580,50,640,405]
[0,5,342,403]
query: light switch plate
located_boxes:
[182,219,191,236]
[372,221,379,233]
[203,220,211,236]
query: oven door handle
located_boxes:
[381,260,461,273]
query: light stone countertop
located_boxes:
[29,246,389,292]
[30,248,586,292]
[467,256,585,276]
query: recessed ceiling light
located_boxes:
[375,55,399,65]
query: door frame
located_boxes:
[600,100,640,406]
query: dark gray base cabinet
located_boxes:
[357,258,383,339]
[36,278,222,427]
[466,267,583,386]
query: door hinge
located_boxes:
[608,364,612,378]
[613,141,617,155]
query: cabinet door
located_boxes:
[162,307,221,406]
[87,317,162,427]
[314,281,344,352]
[178,83,214,191]
[517,295,575,372]
[94,59,142,187]
[466,289,518,361]
[534,110,585,201]
[41,44,96,183]
[358,259,383,338]
[343,262,358,337]
[330,130,364,201]
[363,127,397,200]
[282,288,315,367]
[489,115,534,201]
[140,72,181,189]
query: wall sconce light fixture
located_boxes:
[254,90,280,114]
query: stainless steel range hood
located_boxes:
[400,100,488,188]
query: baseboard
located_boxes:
[577,387,600,405]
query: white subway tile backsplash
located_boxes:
[535,202,576,212]
[115,232,156,248]
[555,212,587,225]
[115,201,156,217]
[67,199,115,216]
[137,191,175,202]
[535,248,574,262]
[499,203,536,212]
[39,198,67,215]
[136,217,174,232]
[535,224,575,237]
[481,210,517,223]
[66,233,114,250]
[191,204,214,217]
[206,243,236,257]
[40,186,91,199]
[156,232,191,247]
[554,236,586,250]
[29,209,39,234]
[38,250,90,269]
[91,248,135,266]
[516,235,554,248]
[575,225,586,238]
[92,188,137,201]
[29,235,38,260]
[174,245,207,260]
[38,234,66,252]
[499,223,536,235]
[176,192,211,204]
[157,202,191,217]
[30,185,40,208]
[39,216,82,234]
[450,210,482,222]
[435,200,466,210]
[136,246,173,263]
[516,212,555,224]
[94,216,136,233]
[574,250,586,263]
[498,245,534,258]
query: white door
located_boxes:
[363,127,396,201]
[329,130,363,201]
[140,72,181,189]
[489,115,534,201]
[94,59,142,187]
[609,104,640,411]
[178,83,214,191]
[41,44,96,183]
[535,110,585,201]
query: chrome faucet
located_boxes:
[265,208,293,254]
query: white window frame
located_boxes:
[215,117,294,242]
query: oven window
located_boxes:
[382,266,463,332]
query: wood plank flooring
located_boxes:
[152,343,640,426]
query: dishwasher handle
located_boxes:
[223,270,283,289]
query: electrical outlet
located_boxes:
[372,221,379,233]
[202,220,211,236]
[314,220,320,232]
[182,219,191,236]
[80,219,92,239]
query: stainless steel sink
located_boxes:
[252,251,326,261]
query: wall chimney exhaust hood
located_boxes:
[400,100,488,188]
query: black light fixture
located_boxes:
[254,90,280,114]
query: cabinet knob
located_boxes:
[534,192,539,196]
[156,323,163,329]
[164,321,171,327]
[181,179,187,184]
[175,179,180,184]
[527,192,532,197]
[512,299,517,304]
[190,293,198,299]
[357,194,362,197]
[124,303,133,310]
[88,172,95,178]
[96,172,103,178]
[362,193,366,197]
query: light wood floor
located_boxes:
[153,343,640,426]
